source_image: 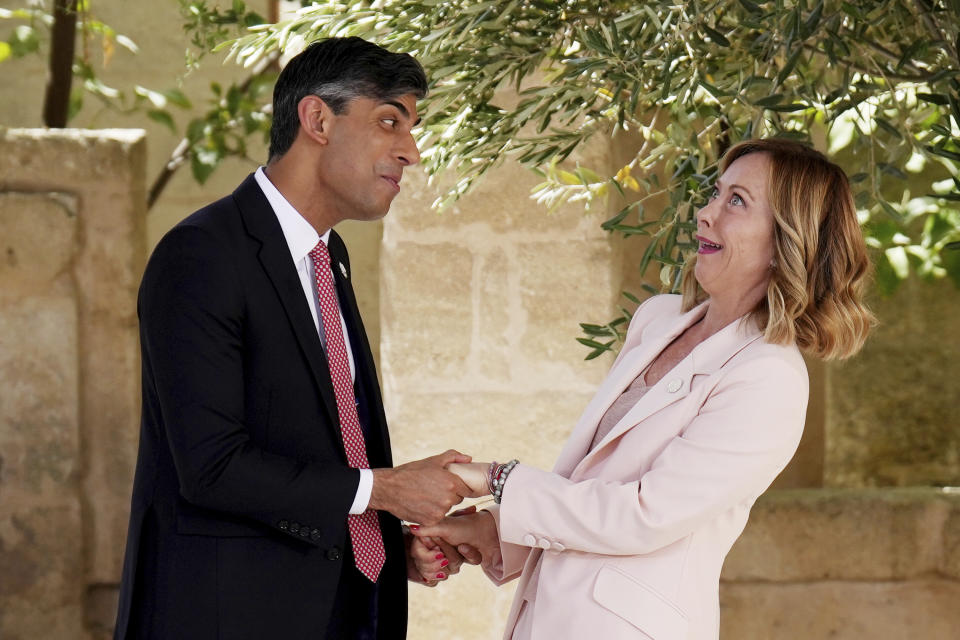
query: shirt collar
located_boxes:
[254,166,331,264]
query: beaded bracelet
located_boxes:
[492,459,519,504]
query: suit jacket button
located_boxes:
[300,527,311,538]
[278,520,289,531]
[327,547,341,561]
[310,528,321,541]
[667,378,682,393]
[289,522,300,534]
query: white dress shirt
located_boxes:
[254,167,373,514]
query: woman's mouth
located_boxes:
[697,236,722,254]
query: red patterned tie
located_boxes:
[309,239,385,582]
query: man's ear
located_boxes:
[297,95,332,145]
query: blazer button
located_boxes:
[327,547,342,561]
[300,527,311,538]
[522,534,536,546]
[551,542,566,552]
[278,520,289,531]
[667,378,682,393]
[310,528,321,541]
[289,522,300,535]
[537,538,551,550]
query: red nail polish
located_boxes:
[436,573,445,579]
[435,553,445,560]
[410,525,420,530]
[440,559,449,567]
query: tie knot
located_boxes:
[310,240,330,267]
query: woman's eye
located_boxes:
[709,187,719,200]
[730,193,744,206]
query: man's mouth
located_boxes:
[382,175,401,191]
[696,235,723,254]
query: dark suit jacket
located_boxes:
[114,174,407,639]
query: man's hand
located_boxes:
[369,450,472,525]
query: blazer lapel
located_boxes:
[552,301,709,478]
[567,302,764,478]
[233,175,340,429]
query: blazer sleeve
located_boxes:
[139,223,358,544]
[496,353,808,556]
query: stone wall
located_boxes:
[721,488,960,639]
[0,129,146,639]
[825,279,960,487]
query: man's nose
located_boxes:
[396,131,421,166]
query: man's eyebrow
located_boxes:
[383,100,421,126]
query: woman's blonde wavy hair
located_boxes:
[681,138,875,360]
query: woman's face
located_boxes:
[694,152,776,303]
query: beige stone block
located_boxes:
[2,129,149,589]
[407,567,517,640]
[515,240,620,385]
[381,241,474,381]
[719,580,960,640]
[0,192,77,302]
[943,490,960,579]
[0,129,146,192]
[0,293,85,638]
[389,391,595,473]
[389,161,605,236]
[825,278,960,487]
[724,488,959,582]
[477,248,512,381]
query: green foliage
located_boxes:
[226,0,960,356]
[0,2,194,124]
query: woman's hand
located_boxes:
[406,532,449,587]
[447,462,491,498]
[411,510,500,569]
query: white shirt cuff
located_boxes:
[349,468,373,514]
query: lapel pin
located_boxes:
[339,262,348,279]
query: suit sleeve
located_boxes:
[140,224,358,545]
[497,355,808,556]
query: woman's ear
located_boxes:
[297,95,331,145]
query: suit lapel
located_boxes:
[232,175,340,430]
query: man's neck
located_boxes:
[264,153,338,236]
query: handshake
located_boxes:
[369,450,502,587]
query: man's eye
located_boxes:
[382,118,397,127]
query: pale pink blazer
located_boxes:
[484,294,808,640]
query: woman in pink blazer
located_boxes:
[413,139,875,639]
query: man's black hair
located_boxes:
[268,37,428,161]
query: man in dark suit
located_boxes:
[114,37,474,639]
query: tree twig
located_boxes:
[146,49,281,211]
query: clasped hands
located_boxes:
[369,450,498,587]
